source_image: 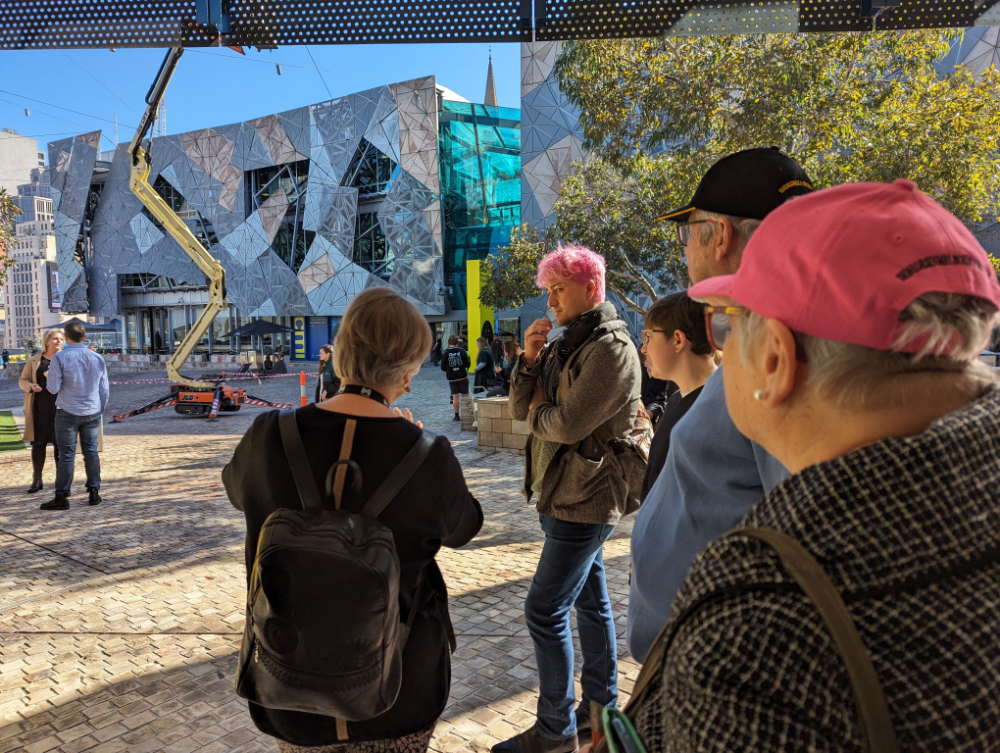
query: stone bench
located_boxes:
[475,397,530,455]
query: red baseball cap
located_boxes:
[687,179,1000,353]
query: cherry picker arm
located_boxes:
[127,46,224,389]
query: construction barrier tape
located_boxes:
[108,372,318,385]
[244,398,294,410]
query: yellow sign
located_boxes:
[293,317,306,360]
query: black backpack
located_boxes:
[235,410,434,722]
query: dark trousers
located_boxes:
[31,442,59,477]
[54,409,102,492]
[525,514,618,739]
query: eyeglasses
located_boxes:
[677,218,720,245]
[640,329,667,345]
[704,305,751,351]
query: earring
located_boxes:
[404,385,411,394]
[754,389,768,401]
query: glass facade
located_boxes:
[439,101,521,311]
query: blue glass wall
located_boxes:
[439,101,521,311]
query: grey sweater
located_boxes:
[509,303,641,525]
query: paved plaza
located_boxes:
[0,367,640,753]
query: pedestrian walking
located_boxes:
[224,287,482,753]
[637,293,716,501]
[621,180,1000,751]
[1,348,9,367]
[440,335,470,421]
[473,337,495,395]
[495,245,641,753]
[490,334,503,368]
[43,321,108,510]
[19,330,64,494]
[431,334,443,366]
[628,147,813,662]
[316,344,340,402]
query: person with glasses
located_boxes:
[638,293,717,502]
[622,180,1000,752]
[628,148,814,663]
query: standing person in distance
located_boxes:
[638,293,717,501]
[473,337,495,395]
[494,246,641,753]
[431,333,443,366]
[628,147,813,662]
[44,321,108,510]
[441,335,470,422]
[317,344,340,402]
[19,330,64,494]
[491,334,504,369]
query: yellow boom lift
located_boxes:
[112,47,291,421]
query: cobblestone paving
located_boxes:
[0,367,640,753]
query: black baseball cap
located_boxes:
[657,147,814,222]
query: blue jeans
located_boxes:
[525,514,618,740]
[54,409,102,493]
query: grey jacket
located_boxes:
[510,304,641,525]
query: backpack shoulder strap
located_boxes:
[278,409,323,511]
[360,431,436,520]
[735,528,899,753]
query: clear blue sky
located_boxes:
[0,43,520,152]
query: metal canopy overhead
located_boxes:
[0,0,998,50]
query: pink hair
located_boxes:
[535,245,606,303]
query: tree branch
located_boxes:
[607,281,648,315]
[616,252,659,302]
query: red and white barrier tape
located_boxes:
[108,372,317,386]
[208,390,223,420]
[244,398,294,409]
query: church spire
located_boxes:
[484,48,498,108]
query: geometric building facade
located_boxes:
[52,77,520,356]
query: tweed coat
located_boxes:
[632,387,1000,752]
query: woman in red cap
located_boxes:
[612,180,1000,752]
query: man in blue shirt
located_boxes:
[628,148,814,661]
[42,321,109,510]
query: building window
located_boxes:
[352,211,393,279]
[343,139,396,196]
[245,160,311,273]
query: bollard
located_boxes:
[300,371,307,406]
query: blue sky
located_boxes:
[0,43,520,152]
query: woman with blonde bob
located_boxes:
[224,288,483,753]
[622,181,1000,751]
[19,329,64,493]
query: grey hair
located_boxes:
[738,292,999,410]
[695,210,762,251]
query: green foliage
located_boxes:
[480,224,554,311]
[0,188,20,289]
[495,31,1000,313]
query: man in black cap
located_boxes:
[628,148,814,661]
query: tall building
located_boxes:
[0,129,45,194]
[1,195,63,348]
[51,75,520,360]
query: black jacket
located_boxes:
[440,346,470,382]
[223,406,483,745]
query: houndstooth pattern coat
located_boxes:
[633,388,1000,752]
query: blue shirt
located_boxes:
[627,367,788,662]
[47,343,109,416]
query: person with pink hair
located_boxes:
[494,245,642,753]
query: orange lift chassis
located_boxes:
[112,47,290,422]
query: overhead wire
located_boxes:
[186,47,386,81]
[0,95,118,148]
[0,88,135,129]
[304,45,334,99]
[61,51,142,116]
